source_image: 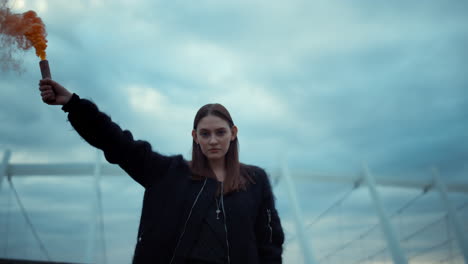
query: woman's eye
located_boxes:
[200,132,209,137]
[216,131,226,136]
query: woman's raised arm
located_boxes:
[38,79,172,188]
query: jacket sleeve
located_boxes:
[62,93,172,188]
[255,168,285,264]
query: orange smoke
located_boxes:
[0,2,48,61]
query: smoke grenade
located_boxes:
[0,4,49,71]
[39,60,51,79]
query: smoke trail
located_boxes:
[0,0,48,71]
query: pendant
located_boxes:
[216,209,221,219]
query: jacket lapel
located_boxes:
[174,177,218,261]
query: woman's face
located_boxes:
[192,115,238,162]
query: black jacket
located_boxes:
[62,94,285,264]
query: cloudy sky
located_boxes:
[1,0,467,263]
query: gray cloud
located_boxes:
[1,0,467,262]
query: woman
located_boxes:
[38,79,284,264]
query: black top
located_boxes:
[188,195,227,264]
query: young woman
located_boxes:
[38,79,284,264]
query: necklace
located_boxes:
[215,196,222,220]
[215,181,224,220]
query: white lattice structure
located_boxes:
[1,149,467,264]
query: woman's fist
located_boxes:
[39,79,72,105]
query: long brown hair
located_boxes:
[190,103,254,193]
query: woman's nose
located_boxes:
[209,136,218,144]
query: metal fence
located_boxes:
[1,149,467,264]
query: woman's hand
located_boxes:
[39,79,73,105]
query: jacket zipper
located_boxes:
[266,209,273,243]
[169,178,208,264]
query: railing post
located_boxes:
[87,150,107,264]
[432,168,468,264]
[362,164,408,264]
[282,158,317,264]
[0,149,12,192]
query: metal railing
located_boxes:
[1,149,468,264]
